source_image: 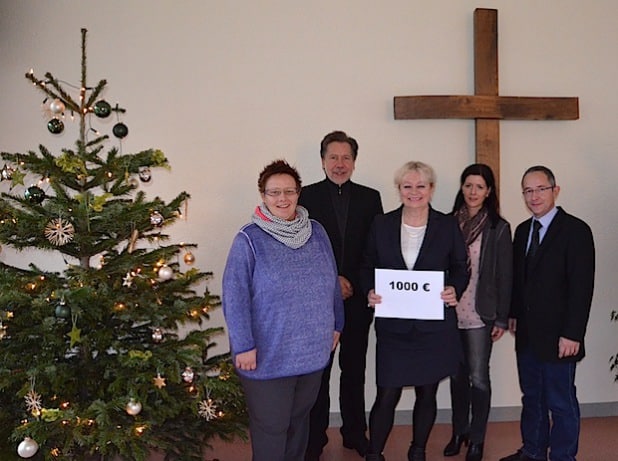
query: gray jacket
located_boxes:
[474,217,512,329]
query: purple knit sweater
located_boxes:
[222,220,344,380]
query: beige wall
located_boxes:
[1,0,616,413]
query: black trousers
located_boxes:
[306,297,374,455]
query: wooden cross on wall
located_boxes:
[394,8,579,193]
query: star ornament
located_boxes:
[153,373,166,389]
[198,398,217,420]
[67,324,82,347]
[123,272,134,287]
[11,169,26,187]
[44,218,75,246]
[24,389,43,413]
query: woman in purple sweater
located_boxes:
[222,159,344,461]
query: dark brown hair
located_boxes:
[452,163,501,225]
[319,130,358,160]
[257,159,302,193]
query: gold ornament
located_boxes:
[183,251,195,265]
[153,373,167,389]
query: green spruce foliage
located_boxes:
[0,29,247,461]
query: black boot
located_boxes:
[443,433,469,456]
[466,442,484,461]
[407,444,426,461]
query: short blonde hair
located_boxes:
[394,161,436,188]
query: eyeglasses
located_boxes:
[264,188,299,197]
[522,186,554,198]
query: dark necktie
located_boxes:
[526,220,542,272]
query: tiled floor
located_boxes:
[183,416,617,461]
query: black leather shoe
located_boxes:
[365,454,385,461]
[407,444,426,461]
[465,442,483,461]
[443,433,469,456]
[343,435,369,456]
[499,450,545,461]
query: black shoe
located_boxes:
[365,454,385,461]
[465,442,483,461]
[443,433,469,456]
[343,435,369,456]
[407,444,425,461]
[499,450,545,461]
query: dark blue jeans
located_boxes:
[516,348,580,461]
[450,325,493,444]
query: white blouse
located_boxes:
[401,223,426,270]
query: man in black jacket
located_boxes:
[500,166,595,461]
[300,131,383,460]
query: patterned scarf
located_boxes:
[251,203,312,249]
[455,206,488,247]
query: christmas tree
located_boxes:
[0,29,247,461]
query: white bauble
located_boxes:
[17,437,39,458]
[50,98,66,114]
[126,399,142,416]
[158,265,174,281]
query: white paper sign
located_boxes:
[374,269,444,320]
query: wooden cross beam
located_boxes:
[394,8,579,192]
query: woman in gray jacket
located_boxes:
[444,164,513,461]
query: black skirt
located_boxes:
[374,310,463,387]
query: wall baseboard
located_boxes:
[328,401,618,427]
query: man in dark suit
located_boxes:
[500,166,595,461]
[299,131,383,460]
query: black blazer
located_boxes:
[361,206,469,334]
[511,207,595,362]
[299,179,383,293]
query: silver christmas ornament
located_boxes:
[152,328,163,343]
[158,265,174,281]
[138,166,152,182]
[50,98,66,114]
[150,211,164,227]
[17,437,39,458]
[182,367,195,383]
[1,164,15,181]
[125,399,142,416]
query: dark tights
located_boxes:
[367,382,439,454]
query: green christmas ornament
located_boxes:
[24,185,46,204]
[93,100,112,118]
[47,118,64,134]
[113,122,128,138]
[55,301,70,318]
